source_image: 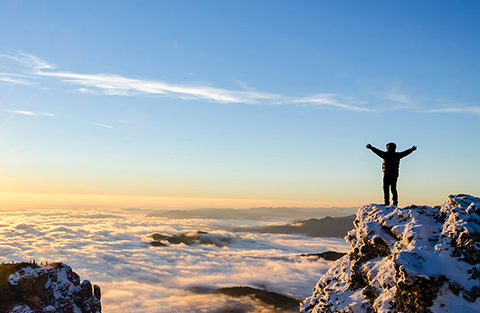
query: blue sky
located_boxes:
[0,0,479,208]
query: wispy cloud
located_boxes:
[0,53,56,71]
[2,53,282,105]
[0,53,52,87]
[4,110,55,117]
[374,86,418,111]
[383,89,412,105]
[40,70,283,104]
[5,110,35,115]
[292,93,374,112]
[39,112,55,117]
[423,106,480,115]
[91,122,114,129]
[0,75,35,86]
[0,52,376,112]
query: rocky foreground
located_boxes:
[0,262,101,313]
[301,194,480,313]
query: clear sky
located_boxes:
[0,0,479,209]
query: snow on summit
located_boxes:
[301,194,480,313]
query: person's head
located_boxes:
[386,142,396,152]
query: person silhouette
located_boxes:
[366,142,417,206]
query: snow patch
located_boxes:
[301,194,480,313]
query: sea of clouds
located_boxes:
[0,207,350,313]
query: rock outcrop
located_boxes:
[0,262,101,313]
[149,231,236,247]
[301,194,480,313]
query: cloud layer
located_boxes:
[0,207,349,313]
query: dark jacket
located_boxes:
[370,146,415,178]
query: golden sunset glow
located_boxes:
[0,192,364,210]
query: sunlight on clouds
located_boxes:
[0,207,350,312]
[101,281,274,313]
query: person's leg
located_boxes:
[383,176,390,205]
[391,178,398,206]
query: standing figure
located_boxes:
[366,142,417,206]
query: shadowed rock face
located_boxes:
[301,194,480,313]
[0,262,101,313]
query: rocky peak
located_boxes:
[301,194,480,313]
[0,262,101,313]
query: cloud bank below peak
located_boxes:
[0,207,349,313]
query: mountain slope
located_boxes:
[0,262,101,313]
[301,194,480,313]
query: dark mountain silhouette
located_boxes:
[146,207,357,221]
[298,251,347,261]
[214,286,300,311]
[235,215,356,238]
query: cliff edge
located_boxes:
[301,194,480,313]
[0,262,101,313]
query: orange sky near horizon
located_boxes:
[0,189,455,211]
[0,192,368,210]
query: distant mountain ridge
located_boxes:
[235,215,356,237]
[146,206,358,220]
[301,194,480,313]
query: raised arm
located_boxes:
[366,143,386,158]
[399,145,417,158]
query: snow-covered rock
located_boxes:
[0,262,101,313]
[301,194,480,313]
